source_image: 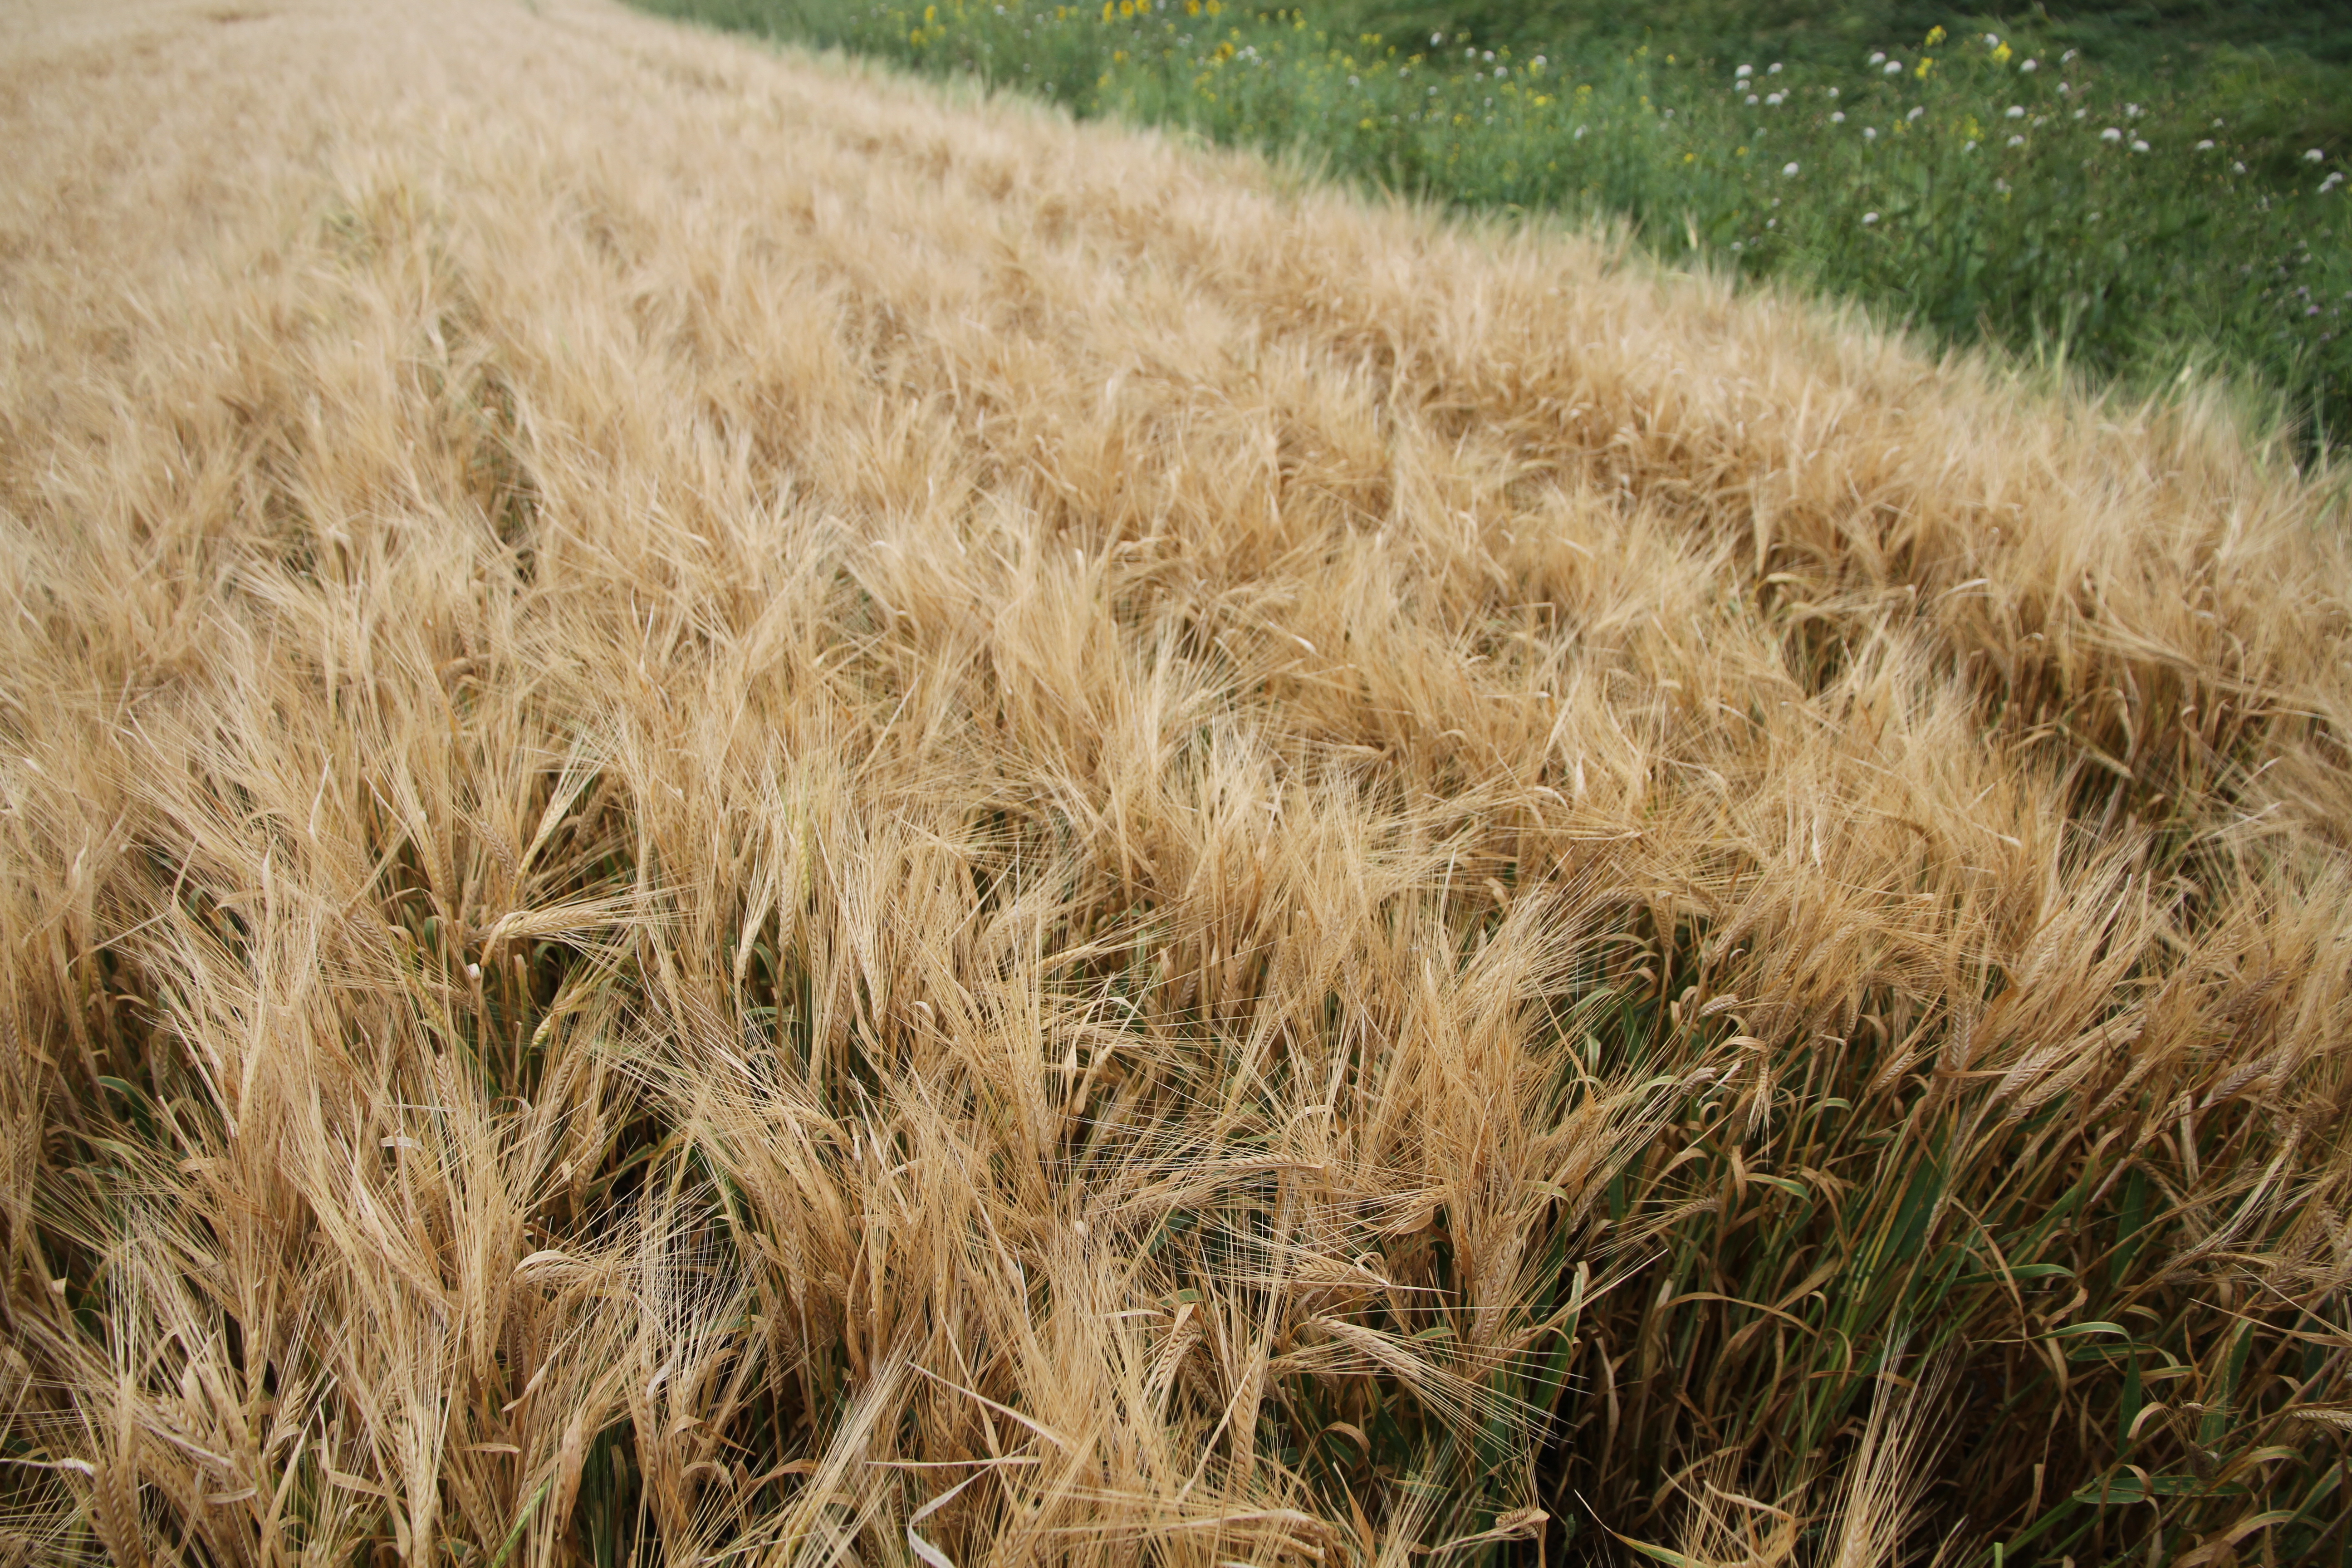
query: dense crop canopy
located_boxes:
[2,3,2349,1565]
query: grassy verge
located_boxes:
[642,0,2352,453]
[1330,1,2352,82]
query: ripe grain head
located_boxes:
[2,0,2347,1562]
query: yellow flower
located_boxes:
[924,4,936,20]
[1184,0,1198,13]
[1916,55,1934,79]
[1683,152,1696,163]
[1118,0,1132,17]
[1925,24,1946,46]
[1101,0,1112,20]
[1204,0,1220,14]
[1993,41,2012,63]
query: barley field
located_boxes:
[2,2,2348,1565]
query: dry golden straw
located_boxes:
[2,2,2347,1564]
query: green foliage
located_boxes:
[1322,0,2352,69]
[638,0,2352,451]
[1554,959,2352,1566]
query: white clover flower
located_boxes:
[1769,62,1782,74]
[1963,138,1977,151]
[1766,216,1777,227]
[1826,86,1839,98]
[2131,138,2149,153]
[1573,123,1586,138]
[1869,50,1885,65]
[1735,63,1752,78]
[2073,108,2087,119]
[2306,148,2328,163]
[2020,58,2037,72]
[1908,105,1924,121]
[2101,127,2122,142]
[2061,48,2077,63]
[1984,32,1999,46]
[2006,105,2024,118]
[1765,91,1784,105]
[1863,126,1877,140]
[1783,161,1799,176]
[1482,49,1494,61]
[1533,54,1545,67]
[1862,211,1879,225]
[1884,59,1903,74]
[2234,161,2247,173]
[2125,103,2142,118]
[1746,93,1759,105]
[1831,111,1846,123]
[1994,177,2009,192]
[1431,30,1443,45]
[2195,138,2215,150]
[2008,135,2025,147]
[1494,66,1507,77]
